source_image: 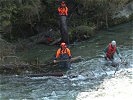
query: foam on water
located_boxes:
[69,75,87,81]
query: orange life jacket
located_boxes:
[106,43,116,58]
[58,6,68,16]
[56,48,71,58]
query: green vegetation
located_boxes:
[0,0,132,41]
[69,25,95,42]
[0,37,15,60]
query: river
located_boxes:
[0,22,133,100]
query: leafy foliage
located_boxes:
[0,0,131,41]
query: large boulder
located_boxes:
[113,1,133,18]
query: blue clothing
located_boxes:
[59,53,71,68]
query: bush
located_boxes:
[70,25,96,42]
[0,38,15,61]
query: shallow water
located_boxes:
[0,22,133,100]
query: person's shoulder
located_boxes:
[107,43,111,47]
[66,6,68,9]
[58,6,62,8]
[66,48,70,50]
[57,48,61,51]
[108,43,111,45]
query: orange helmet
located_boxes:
[60,42,66,48]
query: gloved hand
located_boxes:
[53,60,57,63]
[68,56,71,62]
[120,57,123,62]
[69,56,71,59]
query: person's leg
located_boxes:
[110,55,118,67]
[59,62,65,68]
[65,61,71,69]
[110,55,114,61]
[105,56,108,60]
[104,55,112,66]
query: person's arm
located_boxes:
[56,49,61,59]
[54,49,60,63]
[116,48,122,59]
[58,7,61,14]
[103,46,108,53]
[67,48,72,59]
[65,7,68,15]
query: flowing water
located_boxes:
[0,22,133,100]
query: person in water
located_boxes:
[104,40,122,62]
[54,42,72,68]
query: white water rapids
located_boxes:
[76,65,133,100]
[0,22,133,100]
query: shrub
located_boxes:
[70,25,96,42]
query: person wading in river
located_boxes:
[54,42,72,68]
[104,40,122,63]
[58,1,69,44]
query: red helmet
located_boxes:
[60,42,66,48]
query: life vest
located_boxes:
[58,6,68,16]
[56,48,71,59]
[106,43,116,58]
